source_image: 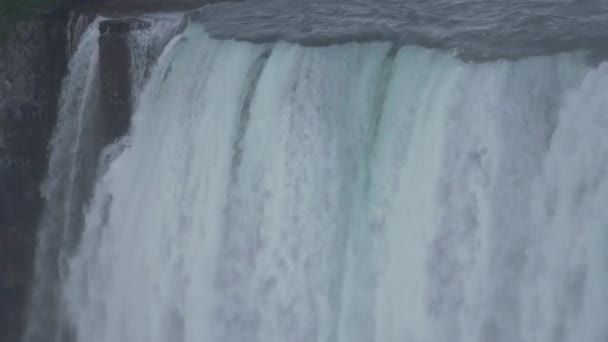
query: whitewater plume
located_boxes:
[23,15,184,342]
[27,19,608,342]
[23,19,101,342]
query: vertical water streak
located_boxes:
[128,14,187,98]
[24,18,102,342]
[523,61,608,342]
[67,13,94,57]
[335,45,396,342]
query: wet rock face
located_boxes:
[98,19,149,144]
[0,19,67,342]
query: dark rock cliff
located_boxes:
[0,18,67,342]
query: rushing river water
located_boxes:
[197,0,608,61]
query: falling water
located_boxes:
[23,19,101,342]
[26,16,608,342]
[23,14,184,342]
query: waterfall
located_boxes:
[23,19,101,342]
[27,19,608,342]
[23,14,184,342]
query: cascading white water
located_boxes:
[23,14,184,342]
[128,14,186,96]
[23,19,101,342]
[33,20,608,342]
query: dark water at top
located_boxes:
[194,0,608,61]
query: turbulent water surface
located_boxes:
[25,2,608,342]
[196,0,608,61]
